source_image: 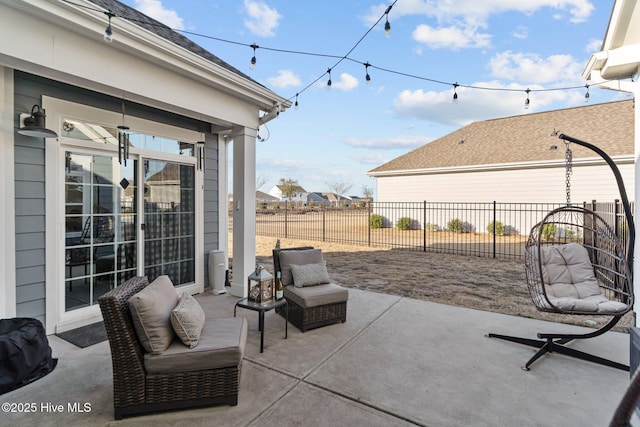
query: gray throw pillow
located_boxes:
[279,249,323,286]
[290,262,331,287]
[128,275,178,355]
[171,293,205,348]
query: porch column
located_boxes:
[231,126,257,297]
[633,82,640,325]
[0,66,16,319]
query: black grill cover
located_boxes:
[0,318,57,395]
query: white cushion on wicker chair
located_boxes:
[540,243,627,313]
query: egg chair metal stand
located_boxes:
[488,133,635,371]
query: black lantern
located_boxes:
[18,105,58,138]
[247,265,274,304]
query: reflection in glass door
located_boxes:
[64,152,137,311]
[143,160,195,286]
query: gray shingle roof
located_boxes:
[368,100,634,174]
[88,0,261,87]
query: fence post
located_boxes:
[614,198,620,239]
[284,200,288,238]
[423,201,427,252]
[368,201,371,247]
[492,201,496,259]
[322,204,326,242]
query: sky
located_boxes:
[118,0,630,198]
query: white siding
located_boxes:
[376,163,635,204]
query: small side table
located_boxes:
[234,298,287,353]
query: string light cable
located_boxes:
[58,0,617,110]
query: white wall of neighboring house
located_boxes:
[268,185,308,202]
[375,162,635,204]
[373,160,635,236]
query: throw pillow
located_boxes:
[128,275,178,355]
[290,262,331,287]
[279,249,323,286]
[171,293,205,348]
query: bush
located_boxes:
[396,217,412,230]
[425,223,439,231]
[448,218,464,233]
[486,221,506,235]
[370,214,384,229]
[541,223,557,240]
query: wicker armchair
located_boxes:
[273,247,348,332]
[98,276,245,419]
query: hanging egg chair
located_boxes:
[489,133,634,371]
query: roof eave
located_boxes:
[367,156,635,177]
[583,0,640,82]
[27,0,291,113]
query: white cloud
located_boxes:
[243,0,282,37]
[488,51,583,84]
[363,1,593,51]
[344,136,431,150]
[133,0,184,29]
[267,70,301,88]
[392,82,568,127]
[412,24,491,50]
[586,38,602,53]
[512,25,528,39]
[351,153,390,165]
[260,157,307,169]
[332,73,359,91]
[364,0,594,24]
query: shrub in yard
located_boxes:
[486,221,506,235]
[396,217,412,230]
[425,223,439,231]
[542,223,557,240]
[447,218,464,233]
[370,214,384,229]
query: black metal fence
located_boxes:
[252,200,632,260]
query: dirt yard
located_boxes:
[245,235,633,332]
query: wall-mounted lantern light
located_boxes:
[18,104,58,138]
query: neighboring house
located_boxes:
[368,100,634,205]
[0,0,289,333]
[268,184,308,202]
[305,192,351,206]
[307,192,330,205]
[323,192,349,206]
[256,191,279,203]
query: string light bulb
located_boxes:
[524,88,531,109]
[326,68,332,89]
[104,11,115,43]
[364,62,371,86]
[452,83,459,104]
[294,93,299,111]
[584,84,590,102]
[384,5,392,38]
[249,43,258,70]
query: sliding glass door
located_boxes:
[143,160,195,286]
[64,152,137,311]
[63,154,196,312]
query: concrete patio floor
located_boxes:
[2,288,633,426]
